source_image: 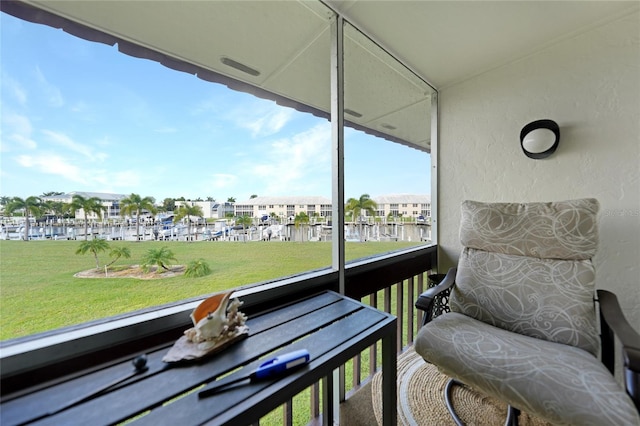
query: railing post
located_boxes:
[283,399,293,426]
[352,353,361,388]
[408,276,415,345]
[382,323,397,426]
[322,371,335,426]
[416,273,425,329]
[310,382,321,420]
[369,292,378,374]
[396,280,404,351]
[384,287,391,314]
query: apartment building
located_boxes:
[234,196,333,221]
[41,191,126,220]
[174,200,234,219]
[373,194,431,220]
[234,194,431,221]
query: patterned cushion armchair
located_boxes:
[415,199,640,426]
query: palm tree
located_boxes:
[76,237,110,270]
[345,194,378,242]
[69,195,105,240]
[141,246,177,273]
[294,212,310,242]
[162,198,175,212]
[105,246,131,268]
[42,200,66,220]
[174,203,203,241]
[120,193,157,241]
[6,196,43,241]
[235,214,253,242]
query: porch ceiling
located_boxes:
[327,1,638,89]
[4,0,637,152]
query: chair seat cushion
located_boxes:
[415,312,640,426]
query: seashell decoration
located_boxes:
[191,292,232,324]
[186,291,232,343]
[163,291,249,363]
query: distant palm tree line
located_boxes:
[2,193,382,242]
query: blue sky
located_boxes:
[1,12,431,203]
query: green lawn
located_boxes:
[0,240,417,340]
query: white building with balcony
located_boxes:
[41,191,126,221]
[233,194,431,222]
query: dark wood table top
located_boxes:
[1,291,397,426]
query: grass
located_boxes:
[1,239,423,425]
[0,239,418,340]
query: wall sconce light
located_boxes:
[520,119,560,159]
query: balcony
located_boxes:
[0,244,437,425]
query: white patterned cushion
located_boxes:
[459,199,599,260]
[451,199,600,354]
[416,199,640,425]
[452,247,599,355]
[415,313,640,426]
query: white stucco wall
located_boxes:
[438,11,640,328]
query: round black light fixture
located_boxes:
[520,119,560,159]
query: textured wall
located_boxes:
[438,11,640,328]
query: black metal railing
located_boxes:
[260,244,438,425]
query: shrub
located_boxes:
[184,258,212,278]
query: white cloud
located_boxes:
[9,134,37,151]
[1,113,37,151]
[95,136,111,148]
[246,122,331,194]
[70,101,88,113]
[228,101,294,138]
[193,98,220,115]
[246,109,293,138]
[34,66,64,108]
[16,154,85,183]
[41,129,108,162]
[1,74,28,106]
[7,114,33,137]
[15,152,142,191]
[209,173,238,189]
[105,170,142,188]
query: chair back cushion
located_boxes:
[459,199,599,260]
[451,199,600,355]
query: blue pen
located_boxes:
[199,349,310,397]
